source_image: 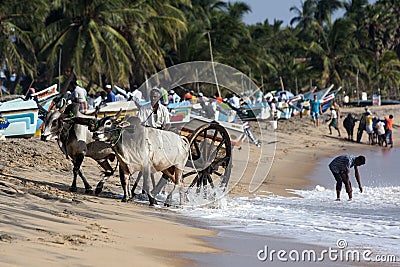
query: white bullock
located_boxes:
[91,115,190,206]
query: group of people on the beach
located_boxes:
[301,92,395,148]
[360,107,394,148]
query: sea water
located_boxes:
[178,148,400,261]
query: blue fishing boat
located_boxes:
[0,98,39,138]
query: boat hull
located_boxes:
[0,98,39,138]
[179,114,246,146]
[86,100,139,117]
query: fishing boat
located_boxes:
[33,84,59,103]
[0,98,39,138]
[179,113,246,146]
[168,101,192,126]
[86,100,139,117]
[276,101,292,120]
[321,87,341,113]
[35,84,60,134]
[240,102,271,121]
[300,85,337,115]
[303,84,334,101]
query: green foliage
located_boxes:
[0,0,399,99]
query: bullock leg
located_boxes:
[175,169,186,206]
[70,167,78,193]
[164,184,176,207]
[70,154,92,194]
[350,127,354,141]
[95,160,114,195]
[131,171,147,197]
[70,157,79,192]
[151,173,156,190]
[119,165,129,202]
[142,166,157,206]
[131,171,141,197]
[151,174,168,197]
[76,154,92,194]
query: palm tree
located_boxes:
[314,0,343,27]
[209,2,251,61]
[177,0,227,63]
[290,0,320,43]
[373,50,400,98]
[343,0,369,18]
[343,0,370,48]
[122,0,189,85]
[365,0,400,75]
[38,0,137,90]
[0,0,48,93]
[290,0,317,29]
[307,18,359,88]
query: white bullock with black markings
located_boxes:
[89,115,190,206]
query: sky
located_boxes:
[242,0,301,25]
[240,0,377,26]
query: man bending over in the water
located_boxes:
[328,155,365,201]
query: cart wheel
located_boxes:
[183,122,232,200]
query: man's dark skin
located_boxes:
[336,157,364,201]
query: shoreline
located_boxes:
[176,105,400,266]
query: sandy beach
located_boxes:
[1,104,399,266]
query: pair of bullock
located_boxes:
[41,103,190,206]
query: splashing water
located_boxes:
[178,185,400,257]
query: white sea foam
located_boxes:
[178,185,400,257]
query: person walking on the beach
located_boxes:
[310,94,322,127]
[384,114,394,148]
[332,100,341,119]
[328,107,341,136]
[328,155,365,201]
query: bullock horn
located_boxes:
[94,106,100,119]
[69,117,95,126]
[58,98,67,112]
[112,108,123,121]
[37,104,48,120]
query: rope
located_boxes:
[58,121,73,160]
[101,127,124,148]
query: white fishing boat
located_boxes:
[276,101,291,120]
[33,84,59,103]
[238,102,271,121]
[86,100,139,117]
[0,98,39,138]
[303,84,334,101]
[35,84,60,134]
[179,114,246,146]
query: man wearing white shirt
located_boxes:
[137,88,170,130]
[69,80,88,113]
[128,87,143,103]
[228,93,241,109]
[134,87,171,199]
